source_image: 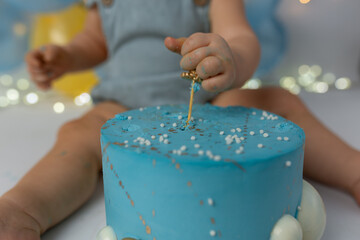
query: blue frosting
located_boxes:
[101,104,305,239]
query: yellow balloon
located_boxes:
[30,3,98,97]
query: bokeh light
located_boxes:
[24,92,39,105]
[0,75,13,86]
[17,78,30,90]
[242,78,262,89]
[6,89,19,101]
[53,102,65,113]
[335,78,351,90]
[0,96,10,108]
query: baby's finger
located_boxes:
[196,56,224,80]
[164,37,187,55]
[180,46,212,71]
[181,33,211,56]
[43,45,60,64]
[25,50,44,68]
[201,74,229,93]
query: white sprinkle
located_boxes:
[249,131,255,136]
[177,150,182,155]
[263,133,269,138]
[199,118,203,122]
[260,117,265,120]
[194,144,200,148]
[156,106,161,110]
[236,128,242,132]
[191,117,194,121]
[259,130,264,134]
[151,135,156,140]
[172,123,177,127]
[180,145,187,151]
[145,140,151,146]
[210,230,216,237]
[124,140,128,144]
[125,144,129,148]
[172,150,177,154]
[231,129,236,133]
[213,155,221,161]
[164,139,169,144]
[236,147,244,154]
[235,138,241,144]
[139,107,144,112]
[240,137,245,141]
[163,134,168,138]
[160,123,165,128]
[127,116,132,120]
[284,137,289,141]
[159,136,164,142]
[277,137,282,141]
[208,198,214,206]
[191,136,196,141]
[198,150,204,155]
[206,150,213,157]
[257,143,264,148]
[178,115,183,120]
[252,111,256,115]
[219,131,225,135]
[285,161,292,167]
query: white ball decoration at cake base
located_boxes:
[297,180,326,240]
[96,226,117,240]
[270,214,303,240]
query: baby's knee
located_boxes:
[57,118,90,142]
[270,88,307,116]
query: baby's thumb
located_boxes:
[164,37,187,55]
[42,45,59,64]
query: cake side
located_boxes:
[100,104,305,239]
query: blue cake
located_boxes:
[99,104,305,239]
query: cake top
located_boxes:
[101,104,305,164]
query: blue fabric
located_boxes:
[87,0,216,109]
[87,0,286,108]
[0,1,30,72]
[3,0,79,13]
[245,0,286,77]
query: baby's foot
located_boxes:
[0,197,41,240]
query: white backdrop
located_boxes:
[268,0,360,84]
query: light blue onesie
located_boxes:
[85,0,216,109]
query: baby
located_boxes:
[1,0,360,239]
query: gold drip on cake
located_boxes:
[181,70,202,127]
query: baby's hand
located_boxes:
[165,33,237,92]
[25,45,72,90]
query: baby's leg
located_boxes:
[211,87,360,204]
[0,101,127,238]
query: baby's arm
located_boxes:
[26,5,107,90]
[165,0,260,92]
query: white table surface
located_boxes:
[1,89,360,239]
